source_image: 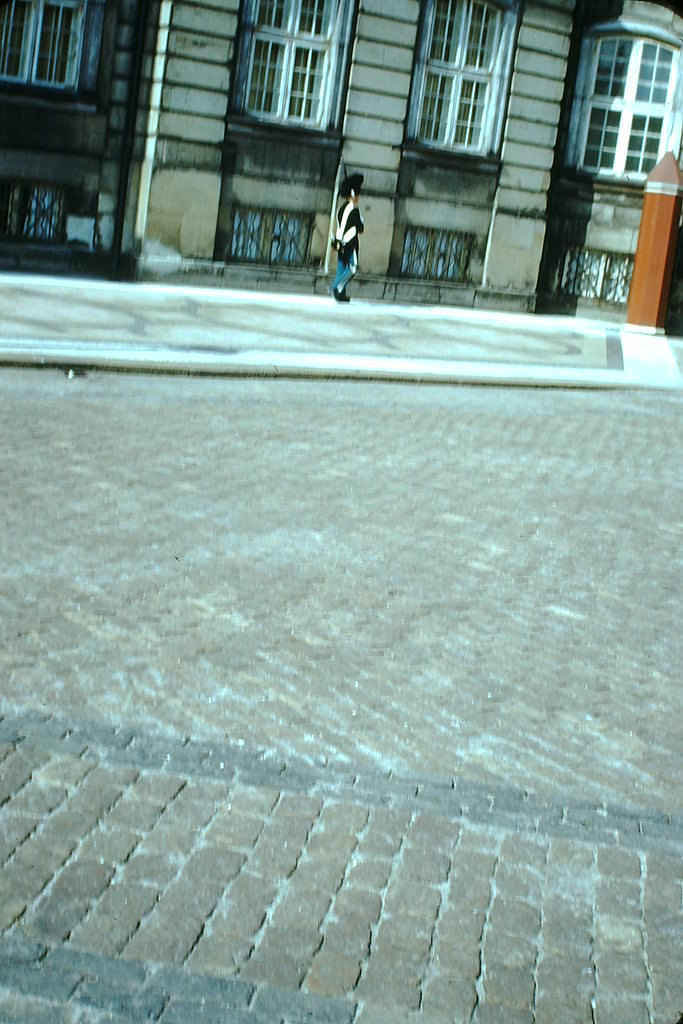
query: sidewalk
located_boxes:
[0,273,681,389]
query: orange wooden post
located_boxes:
[627,152,683,331]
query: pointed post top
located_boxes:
[645,152,683,195]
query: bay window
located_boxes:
[569,26,682,179]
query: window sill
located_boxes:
[0,83,97,114]
[226,115,342,150]
[560,166,646,195]
[402,142,500,175]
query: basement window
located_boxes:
[0,180,65,241]
[557,246,633,304]
[401,225,475,282]
[229,205,313,266]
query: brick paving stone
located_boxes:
[345,856,392,891]
[354,969,422,1012]
[25,859,114,943]
[304,948,361,996]
[597,846,643,879]
[595,953,649,994]
[211,870,279,936]
[481,965,536,1009]
[332,887,382,929]
[69,881,160,956]
[1,835,74,903]
[73,978,167,1020]
[474,1004,534,1024]
[382,880,442,922]
[398,846,450,885]
[593,995,651,1024]
[480,930,537,970]
[254,983,355,1023]
[597,877,643,916]
[420,975,477,1022]
[0,963,80,1001]
[76,826,140,867]
[160,1001,263,1024]
[0,749,38,805]
[594,916,643,956]
[204,809,265,851]
[240,947,310,990]
[358,808,412,858]
[270,886,331,932]
[0,895,26,932]
[405,813,461,855]
[494,861,543,904]
[120,850,178,888]
[6,778,67,818]
[0,813,38,863]
[487,896,542,939]
[534,992,594,1024]
[0,993,85,1024]
[186,925,254,977]
[145,964,254,1006]
[650,968,683,1023]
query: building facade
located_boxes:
[1,0,682,325]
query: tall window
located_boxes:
[411,0,516,154]
[0,0,85,89]
[235,0,354,129]
[569,29,681,179]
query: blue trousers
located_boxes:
[333,247,358,294]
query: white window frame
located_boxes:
[409,0,518,156]
[235,0,353,130]
[568,21,683,181]
[0,0,86,90]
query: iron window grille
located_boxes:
[401,225,475,283]
[229,206,313,266]
[234,0,355,129]
[409,0,517,155]
[557,246,633,305]
[569,27,681,180]
[0,0,86,89]
[0,180,65,242]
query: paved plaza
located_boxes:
[0,345,682,1022]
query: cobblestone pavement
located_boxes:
[1,369,682,1022]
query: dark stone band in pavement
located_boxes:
[1,710,680,852]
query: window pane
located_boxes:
[430,0,458,64]
[636,43,673,103]
[594,37,631,98]
[464,1,498,70]
[298,0,332,35]
[248,38,285,114]
[420,70,450,142]
[36,3,79,85]
[0,0,31,78]
[626,114,663,173]
[584,107,621,170]
[255,0,288,30]
[288,46,323,120]
[454,77,486,146]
